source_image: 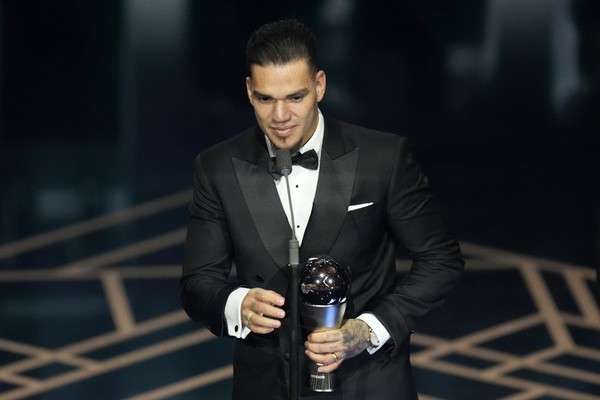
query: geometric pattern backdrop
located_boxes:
[0,191,598,399]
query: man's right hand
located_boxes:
[241,288,286,334]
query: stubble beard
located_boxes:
[268,136,302,156]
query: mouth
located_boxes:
[271,126,295,138]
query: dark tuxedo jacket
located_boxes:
[181,116,464,399]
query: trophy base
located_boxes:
[307,362,336,392]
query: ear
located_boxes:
[315,70,326,102]
[245,76,253,104]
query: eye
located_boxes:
[290,95,304,102]
[257,96,272,103]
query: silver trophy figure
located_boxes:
[299,256,351,392]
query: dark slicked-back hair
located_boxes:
[246,19,318,76]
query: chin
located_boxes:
[270,138,302,154]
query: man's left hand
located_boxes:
[304,319,370,373]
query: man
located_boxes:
[181,19,463,399]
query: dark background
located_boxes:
[1,1,599,398]
[1,1,598,269]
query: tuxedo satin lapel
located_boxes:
[232,157,291,270]
[300,147,359,260]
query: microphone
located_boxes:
[275,148,292,178]
[275,149,298,248]
[275,148,299,400]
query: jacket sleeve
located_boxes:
[371,137,464,356]
[180,154,238,337]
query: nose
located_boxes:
[272,100,290,122]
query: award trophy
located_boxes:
[299,256,351,392]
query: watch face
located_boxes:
[369,328,380,346]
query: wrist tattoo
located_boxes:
[341,320,370,358]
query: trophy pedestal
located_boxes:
[308,361,336,392]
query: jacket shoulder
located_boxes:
[325,117,408,156]
[195,126,263,166]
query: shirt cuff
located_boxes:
[225,287,251,339]
[356,313,390,354]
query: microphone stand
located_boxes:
[283,173,300,400]
[276,149,300,400]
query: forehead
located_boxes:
[249,59,314,93]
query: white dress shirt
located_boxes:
[224,110,390,353]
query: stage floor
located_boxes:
[0,190,598,400]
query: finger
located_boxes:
[244,310,282,333]
[317,358,343,373]
[246,311,255,327]
[304,340,343,355]
[241,289,286,334]
[243,303,285,324]
[249,288,285,307]
[304,347,343,363]
[307,329,343,344]
[253,312,282,329]
[304,349,343,372]
[243,289,286,317]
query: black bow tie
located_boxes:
[269,149,319,179]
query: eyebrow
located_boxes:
[252,88,310,99]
